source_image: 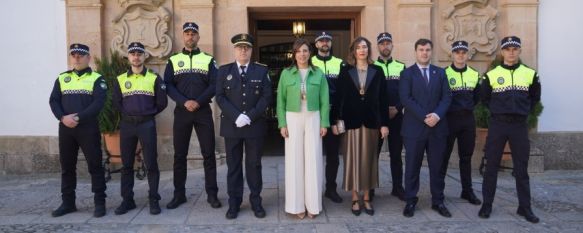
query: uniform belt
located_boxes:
[491,114,527,123]
[122,115,154,124]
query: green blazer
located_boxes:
[276,66,330,128]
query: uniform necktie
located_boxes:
[240,65,247,83]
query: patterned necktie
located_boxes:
[240,65,247,83]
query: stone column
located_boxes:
[66,0,103,65]
[500,0,539,68]
[395,0,434,65]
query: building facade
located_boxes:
[1,0,582,174]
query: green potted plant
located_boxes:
[95,50,129,161]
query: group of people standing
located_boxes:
[49,20,541,224]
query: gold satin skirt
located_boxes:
[342,126,379,191]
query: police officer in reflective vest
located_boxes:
[164,22,222,209]
[216,34,271,219]
[478,36,541,223]
[441,40,482,205]
[310,31,345,203]
[49,43,107,218]
[112,42,168,215]
[372,32,406,201]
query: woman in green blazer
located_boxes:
[277,38,329,219]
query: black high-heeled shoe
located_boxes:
[363,200,375,216]
[351,200,361,216]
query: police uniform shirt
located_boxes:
[445,64,480,112]
[112,68,168,116]
[481,62,541,116]
[49,67,107,124]
[164,48,218,107]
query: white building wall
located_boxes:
[0,0,67,136]
[538,0,583,132]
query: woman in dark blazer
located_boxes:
[332,37,389,216]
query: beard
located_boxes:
[185,40,197,49]
[380,49,392,58]
[318,46,330,53]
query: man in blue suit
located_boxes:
[400,39,452,218]
[216,33,272,220]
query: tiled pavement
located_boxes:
[1,156,582,233]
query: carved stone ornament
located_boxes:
[112,0,172,59]
[441,0,498,59]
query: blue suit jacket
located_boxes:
[399,64,451,138]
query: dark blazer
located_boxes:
[334,64,389,130]
[399,64,452,138]
[216,62,272,138]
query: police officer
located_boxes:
[164,22,221,209]
[441,41,481,205]
[49,43,107,217]
[112,42,168,215]
[372,32,406,201]
[479,36,541,223]
[310,31,344,203]
[216,33,271,219]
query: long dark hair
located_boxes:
[289,38,314,69]
[346,36,373,66]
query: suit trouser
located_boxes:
[225,137,264,209]
[323,128,340,191]
[120,119,160,201]
[58,123,106,206]
[482,118,531,208]
[403,134,447,205]
[172,107,218,198]
[377,113,404,189]
[284,109,324,214]
[442,112,476,193]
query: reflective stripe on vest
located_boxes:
[373,60,405,80]
[486,64,535,93]
[445,66,480,92]
[311,56,342,79]
[169,53,212,76]
[117,70,157,97]
[58,71,101,95]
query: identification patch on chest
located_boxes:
[497,77,505,85]
[449,78,456,85]
[250,79,262,83]
[125,81,132,89]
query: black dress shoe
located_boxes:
[252,205,266,218]
[461,191,482,205]
[207,196,222,209]
[225,207,239,219]
[324,190,343,203]
[431,204,452,218]
[114,200,137,215]
[351,200,361,216]
[150,200,161,215]
[51,203,77,217]
[391,187,406,201]
[94,203,106,218]
[363,200,374,216]
[478,204,492,219]
[166,196,187,209]
[403,203,416,217]
[517,207,540,223]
